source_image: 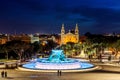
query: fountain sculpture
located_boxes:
[23,50,94,70]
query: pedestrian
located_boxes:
[4,71,7,78]
[1,71,4,78]
[119,57,120,64]
[99,54,102,62]
[108,55,112,62]
[57,70,59,76]
[60,70,62,76]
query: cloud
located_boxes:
[1,0,120,34]
[54,4,120,33]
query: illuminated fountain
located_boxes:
[22,50,95,71]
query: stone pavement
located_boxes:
[0,69,120,80]
[0,58,120,80]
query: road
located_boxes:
[0,69,120,80]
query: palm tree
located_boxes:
[110,40,120,58]
[73,43,82,55]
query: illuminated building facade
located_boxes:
[61,24,79,44]
[0,38,7,44]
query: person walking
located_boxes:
[118,57,120,64]
[1,71,4,78]
[4,71,7,78]
[108,55,112,62]
[57,70,59,76]
[60,70,62,76]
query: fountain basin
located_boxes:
[23,58,94,70]
[22,50,96,72]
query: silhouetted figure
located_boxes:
[119,57,120,64]
[4,71,7,78]
[88,55,91,62]
[57,70,59,76]
[60,70,62,76]
[99,54,102,62]
[1,71,4,78]
[108,55,112,62]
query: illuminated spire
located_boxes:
[61,23,65,34]
[75,23,79,34]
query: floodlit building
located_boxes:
[0,38,7,44]
[30,36,39,43]
[61,24,79,44]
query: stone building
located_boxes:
[61,24,79,44]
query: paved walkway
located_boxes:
[0,58,120,80]
[0,69,120,80]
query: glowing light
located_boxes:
[35,61,81,69]
[23,50,94,70]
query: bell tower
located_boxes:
[61,24,65,44]
[75,23,79,34]
[75,23,79,42]
[61,24,65,34]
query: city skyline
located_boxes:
[1,0,120,34]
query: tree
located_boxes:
[6,40,30,62]
[60,42,82,57]
[32,41,41,55]
[110,40,120,58]
[0,44,10,60]
[42,40,58,53]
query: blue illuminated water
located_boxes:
[23,50,94,70]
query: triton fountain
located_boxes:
[21,50,97,72]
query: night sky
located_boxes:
[1,0,120,34]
